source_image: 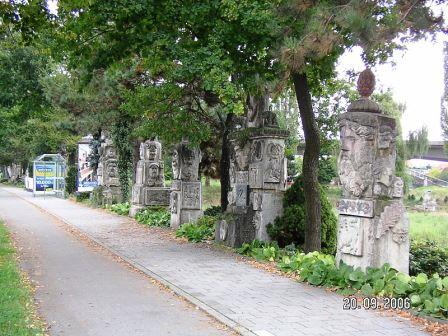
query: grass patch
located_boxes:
[0,221,45,335]
[325,185,342,207]
[408,186,448,201]
[409,211,448,248]
[201,178,221,210]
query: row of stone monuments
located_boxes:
[96,134,204,228]
[95,70,410,274]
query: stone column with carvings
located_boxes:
[216,96,289,247]
[169,142,202,229]
[336,69,409,273]
[97,132,122,205]
[129,139,170,217]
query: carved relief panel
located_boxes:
[338,216,363,256]
[338,113,376,198]
[264,142,284,183]
[182,182,201,210]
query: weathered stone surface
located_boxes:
[336,79,409,273]
[337,199,374,218]
[218,101,288,247]
[235,184,248,207]
[96,133,122,205]
[182,182,201,210]
[144,187,170,206]
[170,143,203,229]
[338,216,364,256]
[130,139,169,217]
[422,190,437,212]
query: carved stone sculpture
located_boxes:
[216,94,289,247]
[170,142,202,228]
[96,132,122,204]
[336,70,409,273]
[129,139,170,217]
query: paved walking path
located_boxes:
[1,187,429,336]
[0,188,232,336]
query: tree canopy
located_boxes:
[0,0,446,251]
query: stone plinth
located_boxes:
[336,74,409,273]
[130,139,170,217]
[216,102,289,247]
[422,191,437,212]
[169,143,202,229]
[96,134,122,205]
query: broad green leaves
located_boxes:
[239,241,448,319]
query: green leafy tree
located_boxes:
[407,127,430,159]
[274,1,444,251]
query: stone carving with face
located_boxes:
[234,144,250,171]
[143,140,161,161]
[183,183,200,209]
[180,147,200,181]
[338,119,375,198]
[147,163,162,187]
[107,161,118,178]
[264,142,283,183]
[105,146,117,159]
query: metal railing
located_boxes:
[408,169,448,188]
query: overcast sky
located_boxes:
[338,33,447,142]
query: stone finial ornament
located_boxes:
[357,69,375,98]
[348,68,381,113]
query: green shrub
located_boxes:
[277,251,448,319]
[410,240,448,277]
[135,207,170,227]
[204,205,222,217]
[65,164,77,195]
[267,176,337,254]
[91,186,104,206]
[318,156,337,184]
[238,240,297,262]
[175,216,215,242]
[75,192,90,202]
[106,202,130,216]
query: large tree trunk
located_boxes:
[292,72,321,252]
[220,113,234,212]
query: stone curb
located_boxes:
[10,189,259,336]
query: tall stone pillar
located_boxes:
[216,96,289,247]
[129,139,170,217]
[336,69,409,273]
[169,142,202,229]
[97,132,122,204]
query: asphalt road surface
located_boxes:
[0,189,233,336]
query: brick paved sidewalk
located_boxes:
[6,187,429,336]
